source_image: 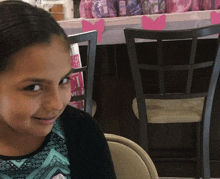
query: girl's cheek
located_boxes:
[64,86,72,104]
[4,95,39,113]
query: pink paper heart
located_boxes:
[211,11,220,25]
[81,19,104,42]
[142,15,166,30]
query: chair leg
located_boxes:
[140,117,148,153]
[195,123,201,179]
[203,121,211,179]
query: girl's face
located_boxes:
[0,35,72,138]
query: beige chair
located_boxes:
[105,133,159,179]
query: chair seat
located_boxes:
[108,142,152,179]
[132,97,205,123]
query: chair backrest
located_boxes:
[124,25,220,151]
[124,24,220,99]
[68,30,97,116]
[105,133,159,179]
[124,25,220,116]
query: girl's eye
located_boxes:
[60,77,70,85]
[24,84,41,92]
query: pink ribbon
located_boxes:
[142,15,166,30]
[211,11,220,25]
[81,19,105,42]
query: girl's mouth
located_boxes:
[33,116,55,120]
[32,115,58,124]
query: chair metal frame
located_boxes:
[68,30,97,116]
[124,24,220,179]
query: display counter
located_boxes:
[58,10,220,45]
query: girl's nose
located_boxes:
[43,90,64,112]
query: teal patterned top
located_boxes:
[0,118,71,179]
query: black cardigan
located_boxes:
[60,105,117,179]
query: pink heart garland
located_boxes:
[142,15,166,30]
[211,11,220,25]
[81,19,105,42]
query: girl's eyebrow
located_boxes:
[20,68,73,84]
[64,68,74,78]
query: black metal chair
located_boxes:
[124,24,220,179]
[68,30,97,116]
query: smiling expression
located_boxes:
[0,35,72,138]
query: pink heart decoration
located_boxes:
[81,19,105,42]
[142,15,166,30]
[211,11,220,25]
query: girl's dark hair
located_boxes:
[0,0,70,72]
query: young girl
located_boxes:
[0,1,116,178]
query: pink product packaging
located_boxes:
[126,0,142,15]
[191,0,199,11]
[108,0,118,17]
[92,0,117,18]
[166,0,192,13]
[142,0,165,14]
[118,0,127,16]
[79,0,93,18]
[69,44,85,110]
[199,0,220,10]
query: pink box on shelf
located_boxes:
[199,0,220,10]
[79,0,93,18]
[142,0,165,14]
[166,0,192,13]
